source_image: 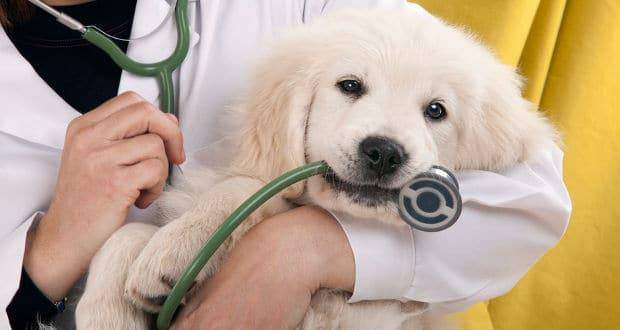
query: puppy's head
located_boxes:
[234,9,556,221]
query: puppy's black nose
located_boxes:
[359,136,407,178]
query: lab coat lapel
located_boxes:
[118,0,200,107]
[0,0,199,150]
[0,27,80,150]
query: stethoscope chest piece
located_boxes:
[398,165,462,232]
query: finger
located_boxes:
[104,134,168,166]
[93,102,185,164]
[135,183,166,209]
[104,134,168,207]
[122,158,168,209]
[165,113,179,125]
[80,91,146,125]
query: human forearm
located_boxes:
[294,206,355,293]
[172,205,355,329]
[22,209,125,302]
[247,205,355,293]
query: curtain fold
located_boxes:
[412,1,620,329]
[519,0,566,104]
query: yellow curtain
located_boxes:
[410,1,620,329]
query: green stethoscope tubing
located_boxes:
[84,3,331,325]
[82,0,191,116]
[80,4,328,326]
[156,161,330,329]
[82,0,189,184]
[81,1,329,326]
[82,4,328,327]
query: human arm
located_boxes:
[171,146,570,330]
[23,92,185,302]
[171,206,355,330]
[1,92,185,327]
[331,145,571,312]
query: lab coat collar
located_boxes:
[0,0,199,150]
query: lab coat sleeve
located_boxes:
[332,145,571,312]
[0,213,41,327]
[0,132,61,326]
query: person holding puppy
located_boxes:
[0,0,571,329]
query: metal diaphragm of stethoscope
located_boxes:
[399,165,462,232]
[27,1,462,327]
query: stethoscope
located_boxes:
[27,0,189,116]
[28,1,462,328]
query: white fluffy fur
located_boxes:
[76,9,556,329]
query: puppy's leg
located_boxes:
[125,175,290,312]
[76,223,157,330]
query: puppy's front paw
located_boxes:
[124,223,203,313]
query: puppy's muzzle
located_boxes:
[359,136,408,179]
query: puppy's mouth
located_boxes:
[322,170,399,207]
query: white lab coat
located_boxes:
[0,0,572,327]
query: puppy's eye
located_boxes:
[337,79,364,97]
[424,101,447,121]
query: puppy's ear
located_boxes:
[231,35,320,199]
[455,63,558,171]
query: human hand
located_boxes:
[171,206,355,330]
[24,92,185,301]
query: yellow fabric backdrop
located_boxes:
[410,1,620,329]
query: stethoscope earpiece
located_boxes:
[398,166,462,232]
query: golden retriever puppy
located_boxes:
[76,8,556,330]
